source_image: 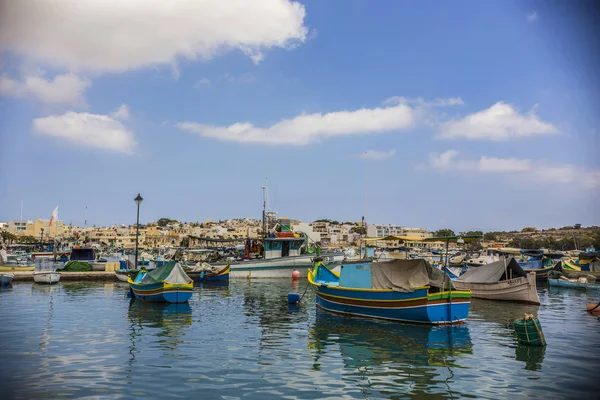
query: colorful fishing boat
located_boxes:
[549,278,600,290]
[308,258,471,325]
[523,265,554,280]
[185,264,230,282]
[128,261,193,303]
[1,272,14,286]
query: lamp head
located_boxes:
[134,193,143,205]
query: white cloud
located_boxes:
[0,0,308,72]
[33,111,136,154]
[0,73,90,107]
[384,96,464,107]
[195,77,211,87]
[527,11,538,22]
[177,102,416,145]
[428,150,600,189]
[355,150,397,160]
[438,102,558,141]
[110,104,131,120]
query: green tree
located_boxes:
[434,229,455,237]
[521,227,536,233]
[574,223,582,229]
[157,218,178,227]
[351,226,367,235]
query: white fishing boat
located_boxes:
[33,267,61,284]
[1,272,14,286]
[452,257,540,304]
[464,248,500,267]
[228,238,344,279]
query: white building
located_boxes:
[367,224,405,238]
[292,222,321,244]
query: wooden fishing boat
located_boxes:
[523,265,554,280]
[308,258,471,325]
[33,270,60,284]
[452,257,540,305]
[1,273,14,286]
[128,261,193,303]
[114,269,140,282]
[548,278,600,290]
[185,264,230,282]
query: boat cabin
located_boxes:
[263,237,304,259]
[70,247,96,261]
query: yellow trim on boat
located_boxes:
[0,265,35,271]
[164,282,193,290]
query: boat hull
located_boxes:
[90,262,107,271]
[33,271,61,284]
[452,273,540,304]
[229,253,344,279]
[523,265,553,280]
[1,273,14,286]
[128,280,193,303]
[0,265,35,272]
[548,278,600,290]
[186,266,230,282]
[309,271,470,324]
[115,269,140,282]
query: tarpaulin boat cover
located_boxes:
[458,257,526,283]
[141,261,192,285]
[371,259,446,292]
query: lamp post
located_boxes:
[40,228,44,246]
[134,193,143,269]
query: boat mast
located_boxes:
[261,182,267,240]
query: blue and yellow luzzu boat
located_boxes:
[185,264,230,282]
[128,261,193,303]
[308,258,471,325]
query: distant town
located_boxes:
[1,217,599,252]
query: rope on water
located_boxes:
[299,282,311,302]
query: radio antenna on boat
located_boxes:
[84,205,88,228]
[261,181,267,239]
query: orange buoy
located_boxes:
[292,269,300,280]
[586,303,600,314]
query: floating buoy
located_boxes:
[586,302,600,315]
[292,269,300,280]
[514,313,546,346]
[287,293,301,304]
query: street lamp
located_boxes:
[134,193,143,269]
[40,228,44,245]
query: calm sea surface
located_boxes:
[1,280,599,399]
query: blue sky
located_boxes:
[1,0,598,232]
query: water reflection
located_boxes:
[127,300,192,335]
[469,298,541,328]
[310,311,472,368]
[308,310,473,398]
[515,344,546,371]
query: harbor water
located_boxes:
[1,281,599,399]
